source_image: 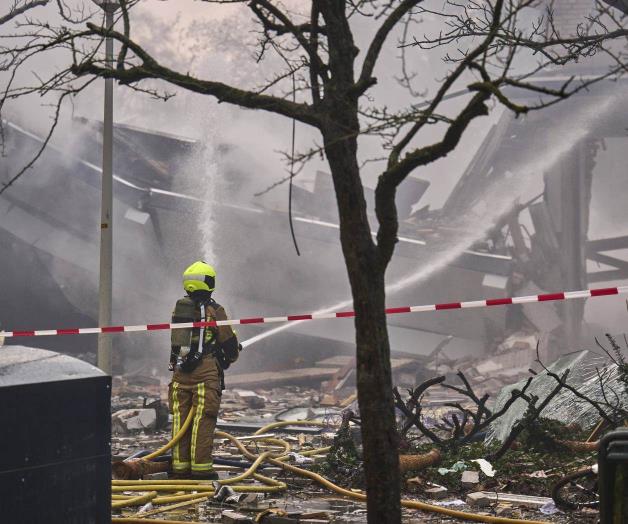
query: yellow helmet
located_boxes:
[183,261,216,294]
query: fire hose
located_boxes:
[111,411,551,524]
[551,465,599,510]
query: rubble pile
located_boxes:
[424,334,536,399]
[485,350,621,444]
[111,377,348,522]
[104,329,628,524]
[109,350,621,524]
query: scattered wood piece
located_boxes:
[466,491,554,508]
[228,368,340,388]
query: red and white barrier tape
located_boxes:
[1,286,627,338]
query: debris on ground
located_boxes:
[466,491,555,509]
[106,342,628,523]
[487,349,628,443]
[112,408,157,434]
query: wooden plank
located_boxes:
[466,491,553,508]
[315,356,414,369]
[228,367,340,388]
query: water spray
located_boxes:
[241,93,618,348]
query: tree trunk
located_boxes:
[323,126,401,524]
[318,4,401,520]
[352,261,401,524]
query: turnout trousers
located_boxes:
[168,356,222,477]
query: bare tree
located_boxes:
[2,2,628,522]
[0,1,50,147]
[602,0,628,15]
[0,1,49,27]
[393,371,535,449]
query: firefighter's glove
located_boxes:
[179,351,202,373]
[169,347,180,372]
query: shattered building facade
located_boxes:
[1,1,628,523]
[0,0,627,381]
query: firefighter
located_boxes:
[168,261,241,479]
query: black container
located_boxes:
[0,346,111,523]
[598,428,628,524]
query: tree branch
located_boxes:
[309,1,321,103]
[73,24,321,127]
[374,90,490,266]
[116,0,132,71]
[388,0,506,165]
[488,370,569,461]
[0,89,75,195]
[249,0,328,84]
[393,379,445,443]
[0,0,49,26]
[355,0,425,95]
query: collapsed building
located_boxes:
[2,79,628,380]
[1,2,628,523]
[1,1,628,385]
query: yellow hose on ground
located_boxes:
[114,417,551,523]
[268,454,550,524]
[142,407,196,461]
[112,480,285,494]
[132,495,210,518]
[216,427,551,524]
[253,419,328,435]
[219,452,275,484]
[251,473,286,491]
[152,493,211,504]
[112,479,213,486]
[276,446,331,460]
[112,519,206,524]
[112,485,215,493]
[111,491,157,509]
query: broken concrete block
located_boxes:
[425,486,448,499]
[466,492,491,507]
[237,492,263,505]
[234,389,266,409]
[222,510,254,524]
[143,399,170,429]
[111,408,156,434]
[215,485,239,503]
[461,470,480,486]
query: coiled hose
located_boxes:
[551,466,599,510]
[112,411,551,524]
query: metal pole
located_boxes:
[97,6,114,374]
[560,141,590,355]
